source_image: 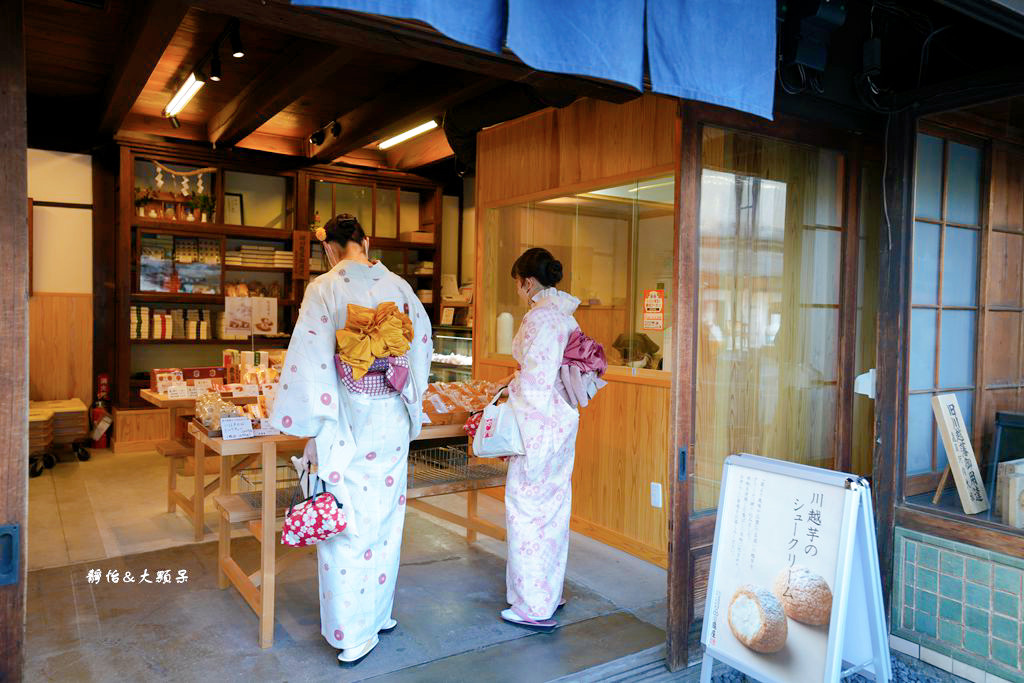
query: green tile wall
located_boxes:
[893,527,1024,682]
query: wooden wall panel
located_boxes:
[112,407,169,453]
[477,94,677,207]
[557,96,677,188]
[479,359,670,566]
[476,109,559,206]
[29,293,92,405]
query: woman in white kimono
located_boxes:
[501,248,581,630]
[269,214,432,664]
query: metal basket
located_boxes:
[237,462,301,493]
[408,442,508,494]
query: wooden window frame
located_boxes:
[905,126,987,496]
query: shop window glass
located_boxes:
[334,183,372,229]
[912,222,940,305]
[942,226,980,306]
[947,142,982,226]
[313,180,332,226]
[905,130,982,486]
[399,190,421,233]
[915,134,943,221]
[908,309,938,390]
[223,171,289,229]
[692,127,845,512]
[376,188,398,239]
[482,175,673,371]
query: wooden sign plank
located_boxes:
[931,394,989,515]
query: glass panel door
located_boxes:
[692,127,848,512]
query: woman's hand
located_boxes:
[302,438,318,467]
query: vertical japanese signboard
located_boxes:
[931,394,989,515]
[701,455,891,683]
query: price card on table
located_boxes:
[193,378,214,393]
[166,384,191,400]
[234,384,260,397]
[220,416,255,440]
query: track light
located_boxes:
[168,116,181,129]
[309,129,326,146]
[331,120,341,138]
[164,72,204,118]
[209,53,222,82]
[230,26,244,59]
[378,120,438,150]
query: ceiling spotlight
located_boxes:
[309,129,326,146]
[168,116,181,129]
[378,120,438,150]
[331,121,341,138]
[230,25,244,59]
[164,72,204,118]
[209,53,222,82]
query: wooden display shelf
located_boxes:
[224,265,293,273]
[133,218,294,241]
[131,337,290,346]
[131,292,294,306]
[131,292,223,304]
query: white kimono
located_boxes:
[505,289,581,621]
[269,259,432,649]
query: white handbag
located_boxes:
[472,387,526,458]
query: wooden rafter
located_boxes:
[309,65,490,163]
[207,40,352,148]
[190,0,639,104]
[96,0,189,139]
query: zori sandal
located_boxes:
[338,634,379,666]
[500,608,557,632]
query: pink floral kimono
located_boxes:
[505,288,581,621]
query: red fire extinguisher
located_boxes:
[90,373,112,449]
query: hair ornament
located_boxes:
[314,227,327,242]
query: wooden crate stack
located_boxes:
[30,399,89,445]
[28,408,53,456]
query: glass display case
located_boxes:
[482,174,675,372]
[138,232,222,294]
[431,327,472,382]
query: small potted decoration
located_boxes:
[185,195,198,222]
[194,193,215,223]
[134,187,156,217]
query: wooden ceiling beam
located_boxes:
[190,0,639,103]
[207,41,351,148]
[384,127,453,170]
[96,0,189,140]
[309,65,491,163]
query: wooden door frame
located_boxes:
[0,0,28,678]
[666,100,873,671]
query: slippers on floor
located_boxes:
[500,608,557,632]
[338,634,379,665]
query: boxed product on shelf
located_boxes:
[197,238,220,265]
[151,368,184,393]
[182,366,227,387]
[152,312,173,340]
[421,379,504,425]
[417,289,433,304]
[130,306,151,340]
[174,237,199,264]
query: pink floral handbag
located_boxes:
[281,474,347,547]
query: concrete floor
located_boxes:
[26,449,668,681]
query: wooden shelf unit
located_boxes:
[111,143,445,409]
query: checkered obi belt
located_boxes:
[335,355,409,397]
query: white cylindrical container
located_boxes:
[496,312,514,355]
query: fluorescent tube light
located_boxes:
[378,120,438,150]
[164,73,204,118]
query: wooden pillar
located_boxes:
[0,0,29,679]
[873,110,917,617]
[666,101,699,672]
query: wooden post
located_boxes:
[0,1,28,679]
[259,443,277,648]
[193,438,206,542]
[218,454,232,590]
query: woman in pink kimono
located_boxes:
[501,248,582,630]
[269,214,432,665]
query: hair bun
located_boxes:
[545,259,563,285]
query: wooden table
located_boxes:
[190,421,501,648]
[141,389,259,540]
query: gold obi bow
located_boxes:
[336,302,414,379]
